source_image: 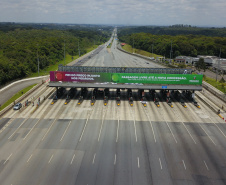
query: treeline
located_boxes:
[118,32,226,59]
[0,25,111,85]
[118,26,226,37]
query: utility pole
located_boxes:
[170,41,172,60]
[151,43,154,57]
[37,44,39,76]
[64,40,66,66]
[78,38,80,57]
[133,36,134,54]
[216,48,222,81]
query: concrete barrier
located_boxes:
[0,82,43,118]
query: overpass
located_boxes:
[49,65,203,91]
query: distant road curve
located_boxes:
[0,75,49,106]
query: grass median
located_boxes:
[0,84,37,111]
[122,44,162,58]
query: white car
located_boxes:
[13,103,22,110]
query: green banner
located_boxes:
[111,73,203,85]
[50,71,203,85]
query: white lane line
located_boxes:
[60,121,71,142]
[42,119,57,141]
[150,120,157,143]
[27,154,33,163]
[144,109,156,143]
[134,120,138,142]
[23,119,41,140]
[48,155,54,164]
[114,154,116,165]
[137,157,140,168]
[204,160,209,171]
[98,119,104,142]
[182,160,186,170]
[199,123,216,145]
[4,153,12,164]
[71,154,75,165]
[8,118,28,139]
[116,119,119,142]
[159,158,162,170]
[92,153,96,164]
[166,121,177,143]
[182,122,196,144]
[202,106,226,139]
[79,118,89,142]
[213,123,226,139]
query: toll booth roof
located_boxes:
[58,65,192,74]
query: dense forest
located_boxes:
[0,23,111,85]
[118,25,226,37]
[118,26,226,59]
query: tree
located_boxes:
[195,58,206,72]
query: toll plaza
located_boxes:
[49,65,203,91]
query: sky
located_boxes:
[0,0,226,27]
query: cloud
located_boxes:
[0,0,225,26]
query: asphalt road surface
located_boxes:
[0,29,226,185]
[0,76,48,106]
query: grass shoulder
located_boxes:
[122,44,162,58]
[0,84,37,111]
[28,45,99,78]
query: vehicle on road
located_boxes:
[13,103,22,110]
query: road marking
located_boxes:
[201,106,226,139]
[48,155,53,164]
[8,118,28,139]
[4,153,12,164]
[114,154,116,165]
[134,120,137,142]
[98,119,104,142]
[129,107,138,142]
[92,153,96,164]
[204,160,209,171]
[144,109,156,142]
[199,123,216,145]
[166,121,177,143]
[60,121,71,141]
[182,160,186,170]
[213,123,226,139]
[23,119,41,140]
[27,154,33,163]
[79,118,89,142]
[116,119,119,142]
[137,157,140,168]
[182,122,196,144]
[159,158,162,170]
[71,154,75,165]
[42,119,57,141]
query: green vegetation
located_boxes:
[0,84,37,111]
[122,44,162,58]
[195,58,207,72]
[205,76,226,93]
[118,28,226,59]
[0,23,112,85]
[118,25,226,37]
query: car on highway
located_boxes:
[13,103,22,110]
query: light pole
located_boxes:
[133,36,134,54]
[78,38,80,57]
[37,44,39,76]
[170,41,173,60]
[64,40,66,66]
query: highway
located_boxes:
[0,30,226,184]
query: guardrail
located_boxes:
[0,82,43,118]
[202,81,226,103]
[117,44,167,67]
